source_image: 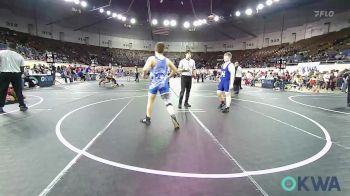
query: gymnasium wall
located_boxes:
[0,8,349,52]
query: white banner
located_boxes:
[297,62,321,74]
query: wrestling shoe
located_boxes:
[171,115,180,130]
[20,106,28,112]
[140,116,151,126]
[184,103,191,108]
[222,107,230,113]
[218,102,225,109]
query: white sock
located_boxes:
[225,94,231,108]
[167,105,175,116]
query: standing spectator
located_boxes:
[0,42,28,113]
[327,72,335,91]
[51,64,56,84]
[84,66,91,81]
[324,73,330,90]
[347,74,350,107]
[64,66,72,83]
[135,66,140,83]
[342,72,348,92]
[116,66,124,78]
[200,67,206,82]
[57,66,62,73]
[342,70,350,107]
[213,67,218,81]
[196,69,201,83]
[71,67,77,82]
[318,74,325,89]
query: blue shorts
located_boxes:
[218,80,230,92]
[149,81,170,95]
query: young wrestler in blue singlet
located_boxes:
[217,52,236,113]
[140,42,180,130]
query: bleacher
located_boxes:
[1,26,350,68]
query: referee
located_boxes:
[178,50,196,109]
[0,42,28,113]
[233,62,243,94]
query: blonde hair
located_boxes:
[224,52,232,59]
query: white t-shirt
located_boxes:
[0,50,25,73]
[235,66,243,78]
[179,58,196,76]
[324,74,330,82]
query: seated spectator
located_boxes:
[5,84,25,104]
[78,69,85,81]
[6,86,17,104]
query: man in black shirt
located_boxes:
[345,71,350,107]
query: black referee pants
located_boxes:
[179,75,192,105]
[233,77,242,94]
[0,72,26,108]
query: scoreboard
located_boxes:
[276,59,287,69]
[45,52,57,63]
